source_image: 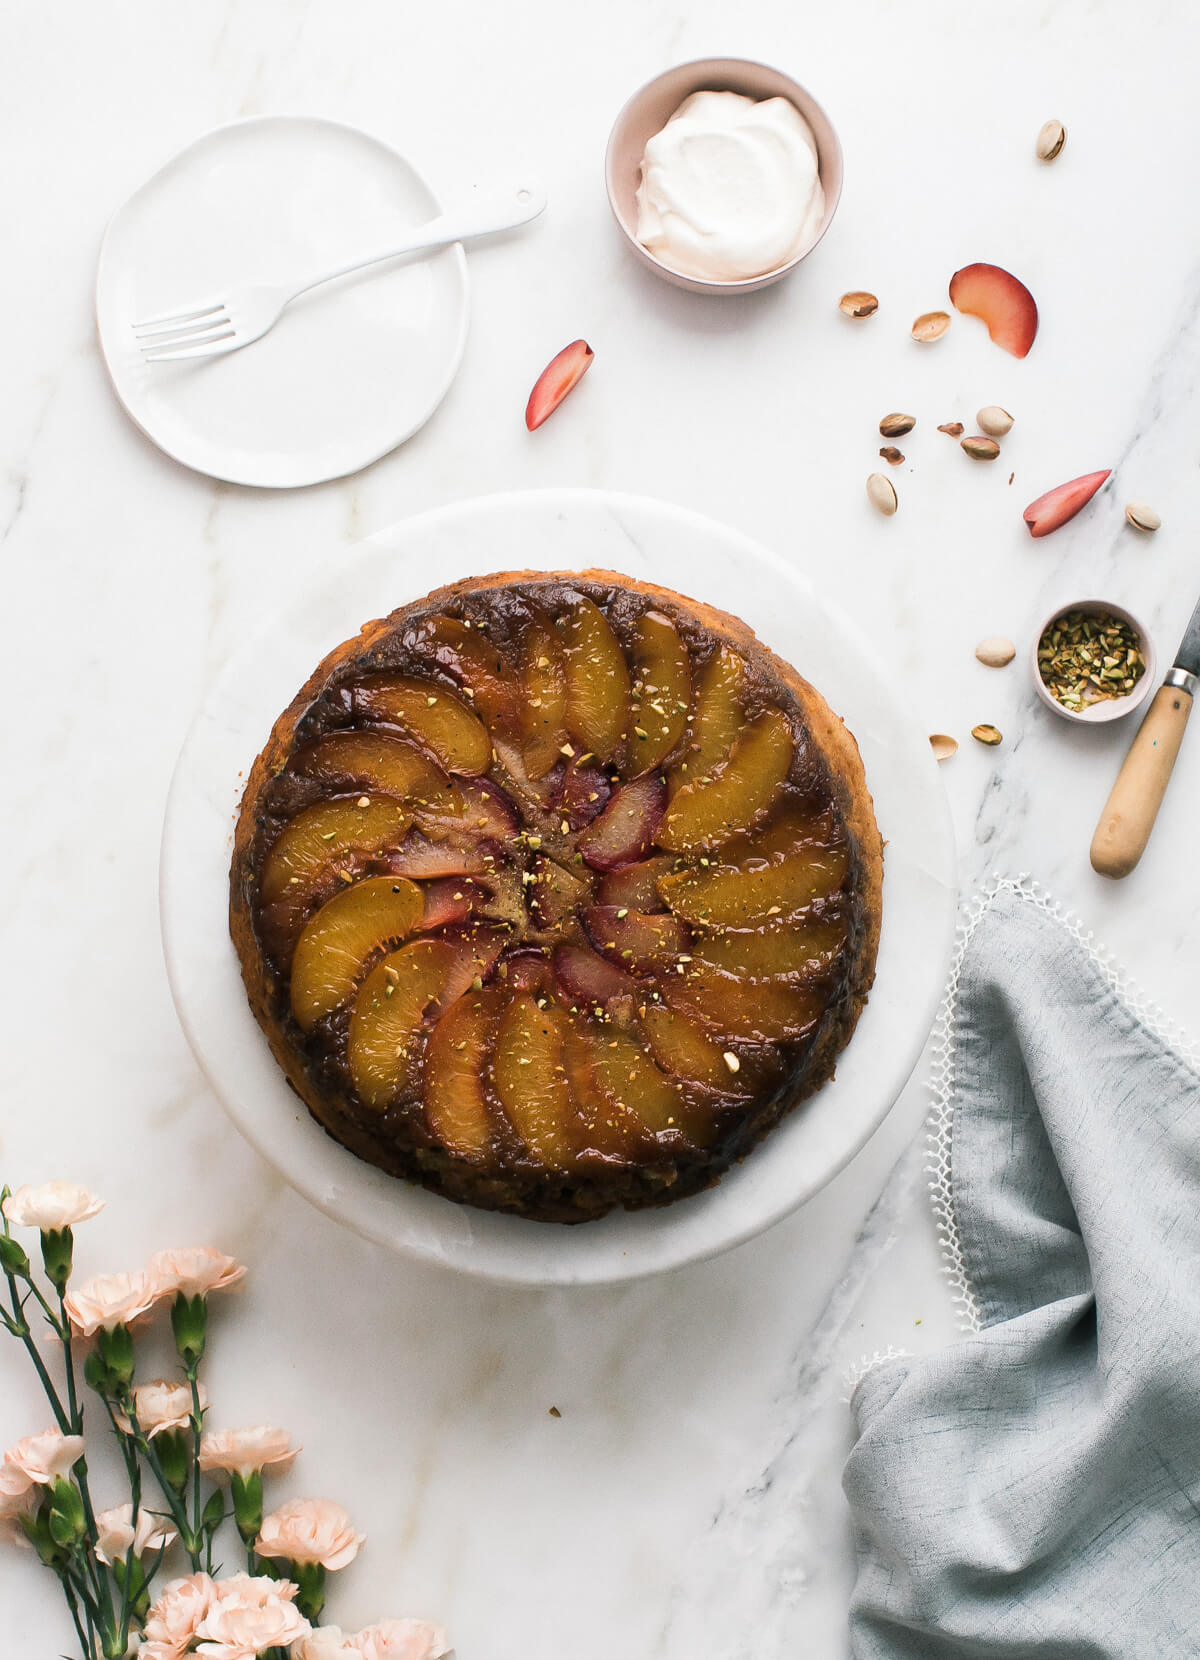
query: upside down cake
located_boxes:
[229,571,883,1223]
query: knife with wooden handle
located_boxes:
[1090,593,1199,878]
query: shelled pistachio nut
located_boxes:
[879,412,916,438]
[961,436,1001,461]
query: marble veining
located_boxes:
[2,1,1199,1655]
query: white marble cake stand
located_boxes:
[160,488,956,1285]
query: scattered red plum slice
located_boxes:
[525,339,594,430]
[1023,470,1112,538]
[949,263,1038,358]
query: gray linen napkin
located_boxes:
[844,879,1200,1660]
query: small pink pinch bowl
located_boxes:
[604,57,844,296]
[1030,598,1158,725]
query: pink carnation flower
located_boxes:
[142,1570,219,1655]
[2,1181,104,1230]
[194,1575,310,1659]
[145,1246,247,1300]
[256,1498,365,1571]
[295,1627,366,1660]
[3,1428,85,1486]
[120,1379,207,1439]
[94,1502,178,1565]
[198,1425,299,1480]
[356,1619,452,1660]
[64,1271,156,1335]
[0,1464,36,1548]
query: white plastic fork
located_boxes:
[132,179,546,362]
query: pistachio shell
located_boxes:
[929,734,958,762]
[976,405,1014,437]
[1125,501,1161,532]
[975,636,1016,668]
[912,311,951,342]
[937,421,964,438]
[879,446,905,466]
[840,291,879,318]
[866,473,898,515]
[1036,120,1066,162]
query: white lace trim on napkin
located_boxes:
[842,1345,910,1404]
[927,875,1200,1335]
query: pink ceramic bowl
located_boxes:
[1030,598,1157,725]
[604,57,844,296]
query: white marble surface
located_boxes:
[2,2,1199,1654]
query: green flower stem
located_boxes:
[112,1398,202,1571]
[2,1272,70,1433]
[60,1572,94,1660]
[187,1362,204,1565]
[22,1271,68,1339]
[59,1294,81,1428]
[70,1454,117,1645]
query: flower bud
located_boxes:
[47,1478,86,1549]
[171,1293,208,1366]
[294,1560,328,1623]
[84,1349,114,1397]
[154,1429,190,1496]
[202,1487,226,1539]
[231,1469,264,1545]
[96,1323,136,1391]
[39,1227,74,1295]
[0,1235,30,1277]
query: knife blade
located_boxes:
[1172,589,1200,680]
[1090,593,1198,878]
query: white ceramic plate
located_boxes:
[161,490,956,1285]
[96,116,469,488]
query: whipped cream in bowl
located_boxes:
[635,91,825,283]
[606,59,843,295]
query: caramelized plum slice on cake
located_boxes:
[582,1025,718,1148]
[290,876,424,1031]
[689,909,848,981]
[628,610,690,774]
[412,616,523,735]
[261,798,412,904]
[658,845,850,929]
[596,854,678,912]
[582,906,688,972]
[563,596,630,761]
[518,606,570,779]
[424,985,507,1161]
[351,674,493,776]
[290,732,462,818]
[577,774,665,870]
[668,644,746,795]
[348,930,505,1110]
[662,971,827,1045]
[491,994,581,1170]
[554,942,639,1009]
[382,830,493,880]
[639,1004,753,1097]
[659,709,793,853]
